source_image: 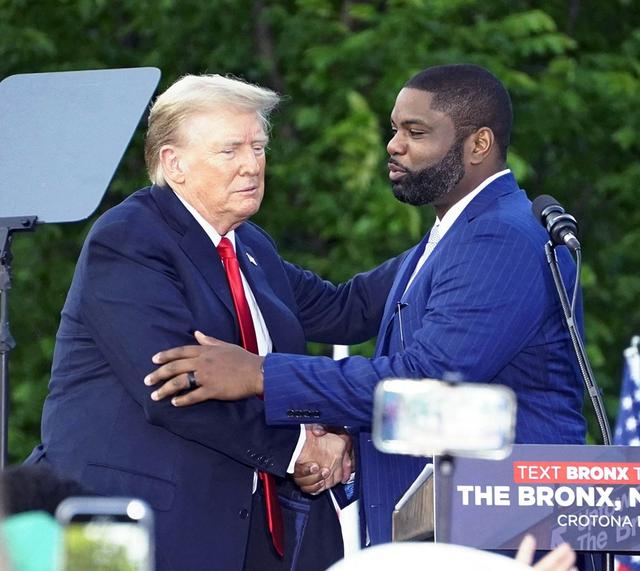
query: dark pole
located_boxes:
[0,217,37,467]
[544,243,611,444]
[435,454,455,544]
[544,242,613,571]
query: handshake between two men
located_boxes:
[146,330,354,496]
[146,332,581,571]
[295,425,355,496]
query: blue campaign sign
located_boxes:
[435,444,640,552]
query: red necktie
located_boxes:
[217,237,285,558]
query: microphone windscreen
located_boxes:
[532,194,561,223]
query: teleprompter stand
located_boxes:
[0,67,161,467]
[0,217,37,466]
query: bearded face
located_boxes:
[390,135,466,206]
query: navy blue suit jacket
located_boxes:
[263,173,587,545]
[27,184,399,570]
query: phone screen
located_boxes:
[57,499,153,571]
[63,517,150,571]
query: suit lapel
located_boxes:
[374,172,522,355]
[179,223,236,317]
[376,230,431,345]
[463,171,520,222]
[389,231,432,307]
[234,234,304,354]
[150,184,236,319]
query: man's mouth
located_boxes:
[388,161,408,182]
[236,185,258,193]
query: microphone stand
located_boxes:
[544,242,613,571]
[434,454,455,544]
[544,243,611,444]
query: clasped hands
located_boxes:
[145,331,353,494]
[295,425,354,495]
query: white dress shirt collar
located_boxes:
[436,169,511,239]
[402,169,511,295]
[174,193,236,249]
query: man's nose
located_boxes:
[387,131,405,156]
[239,148,261,176]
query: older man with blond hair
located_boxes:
[27,74,399,570]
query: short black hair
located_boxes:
[405,64,513,159]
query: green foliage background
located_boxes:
[2,0,639,461]
[65,525,138,571]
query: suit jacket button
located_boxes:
[239,509,249,520]
[287,410,295,417]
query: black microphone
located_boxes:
[532,194,581,251]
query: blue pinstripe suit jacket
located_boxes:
[264,172,586,545]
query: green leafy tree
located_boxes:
[64,525,139,571]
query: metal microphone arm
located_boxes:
[545,243,616,571]
[544,242,611,444]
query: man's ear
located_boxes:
[159,145,186,184]
[468,127,495,165]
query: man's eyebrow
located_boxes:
[218,137,269,146]
[399,118,430,127]
[390,117,430,127]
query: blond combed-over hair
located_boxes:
[144,74,280,185]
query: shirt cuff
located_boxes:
[287,425,306,473]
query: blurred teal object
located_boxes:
[2,511,60,571]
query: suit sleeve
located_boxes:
[264,223,552,428]
[284,254,406,345]
[79,218,297,476]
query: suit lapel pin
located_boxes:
[246,253,257,266]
